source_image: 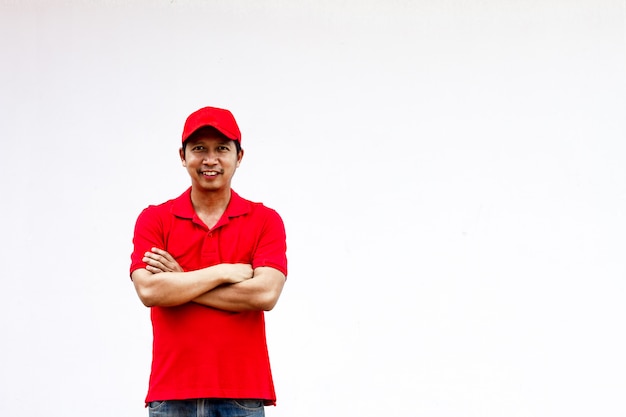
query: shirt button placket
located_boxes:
[201,230,218,264]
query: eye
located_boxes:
[217,145,230,152]
[191,145,205,152]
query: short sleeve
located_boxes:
[129,206,166,277]
[252,207,288,277]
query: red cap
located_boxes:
[181,106,241,144]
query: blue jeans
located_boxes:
[148,399,265,417]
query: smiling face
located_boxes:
[179,127,243,194]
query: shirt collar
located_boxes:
[171,187,250,226]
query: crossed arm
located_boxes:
[131,248,286,312]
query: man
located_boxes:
[130,106,288,417]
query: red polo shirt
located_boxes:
[130,188,287,405]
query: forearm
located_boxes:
[193,267,285,312]
[133,264,232,307]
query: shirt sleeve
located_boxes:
[129,206,166,277]
[252,207,288,277]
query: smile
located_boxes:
[202,171,220,177]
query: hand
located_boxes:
[218,263,254,284]
[143,247,184,274]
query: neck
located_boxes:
[189,187,232,216]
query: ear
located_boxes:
[236,148,244,168]
[179,147,186,166]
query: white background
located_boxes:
[1,1,625,416]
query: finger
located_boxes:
[151,255,175,270]
[151,248,184,272]
[144,251,165,262]
[143,256,166,270]
[151,247,175,262]
[145,252,172,267]
[146,265,164,274]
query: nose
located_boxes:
[202,151,219,165]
